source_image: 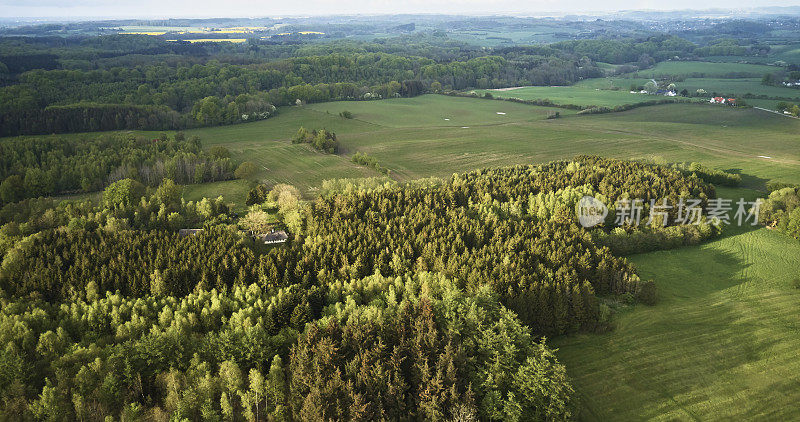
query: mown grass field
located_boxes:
[305,94,573,127]
[674,77,800,99]
[475,78,660,107]
[182,179,252,211]
[553,211,800,420]
[182,95,800,198]
[16,94,800,204]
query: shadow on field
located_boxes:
[557,226,800,421]
[631,242,749,300]
[724,168,770,191]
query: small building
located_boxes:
[260,230,288,245]
[710,97,726,104]
[178,228,204,237]
[726,98,737,106]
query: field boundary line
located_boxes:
[753,107,800,119]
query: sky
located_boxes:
[1,0,799,19]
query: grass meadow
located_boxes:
[182,179,253,211]
[554,205,800,419]
[20,94,800,203]
[183,95,800,198]
[676,78,800,99]
[474,65,799,112]
[475,78,658,107]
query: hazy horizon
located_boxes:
[3,1,800,19]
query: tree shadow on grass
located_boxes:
[723,168,770,192]
[559,239,799,421]
[631,240,750,301]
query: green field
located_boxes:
[747,98,800,111]
[182,179,253,210]
[553,219,800,419]
[634,61,779,77]
[596,62,623,75]
[474,71,799,112]
[180,95,800,195]
[18,94,800,199]
[475,78,661,107]
[306,94,570,127]
[674,78,800,99]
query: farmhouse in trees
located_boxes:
[178,228,204,237]
[178,228,288,244]
[260,230,288,244]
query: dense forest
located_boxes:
[0,132,236,204]
[0,272,574,421]
[0,30,747,136]
[0,38,601,135]
[0,155,730,419]
[0,177,233,256]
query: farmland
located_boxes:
[477,74,799,112]
[554,210,800,419]
[471,61,796,113]
[182,95,800,195]
[475,78,661,107]
[9,93,797,204]
[305,94,575,127]
[772,44,800,63]
[679,77,799,97]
